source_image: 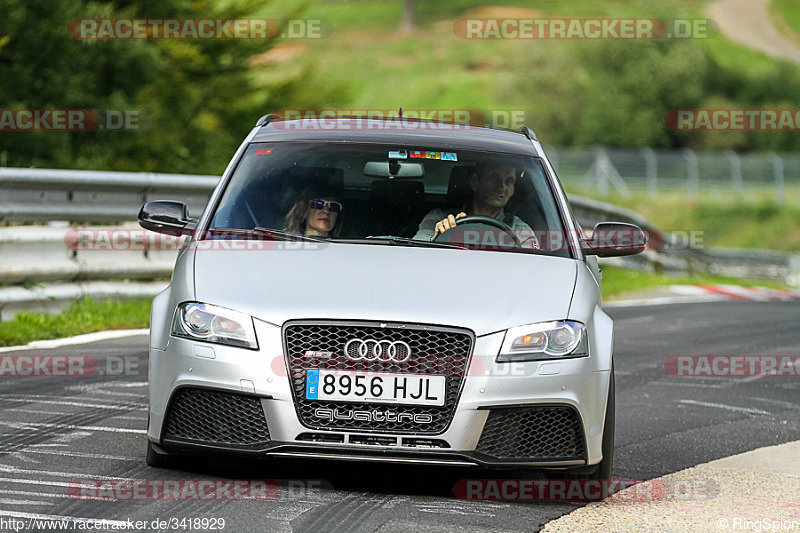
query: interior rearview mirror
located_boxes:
[363,161,425,178]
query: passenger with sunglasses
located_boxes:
[283,186,344,237]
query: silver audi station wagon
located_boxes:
[140,114,645,480]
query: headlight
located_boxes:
[171,302,258,349]
[497,321,588,362]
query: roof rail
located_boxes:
[520,126,538,142]
[255,113,282,127]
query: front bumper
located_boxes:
[148,320,611,467]
[155,439,586,469]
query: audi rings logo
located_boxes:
[344,339,412,362]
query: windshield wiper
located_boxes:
[205,227,328,243]
[334,236,468,250]
[254,227,329,242]
[206,229,466,248]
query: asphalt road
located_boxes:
[0,301,798,532]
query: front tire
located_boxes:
[588,368,615,481]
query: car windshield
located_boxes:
[208,142,571,257]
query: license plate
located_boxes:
[305,369,446,406]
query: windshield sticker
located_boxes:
[388,150,408,159]
[254,148,273,155]
[409,150,458,161]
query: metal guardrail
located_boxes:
[572,194,799,282]
[0,166,215,319]
[0,224,179,285]
[0,167,217,222]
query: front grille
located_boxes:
[476,406,585,460]
[162,388,270,447]
[284,321,474,434]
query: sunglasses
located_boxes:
[309,199,343,213]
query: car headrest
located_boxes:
[504,173,531,214]
[370,180,424,209]
[285,166,344,191]
[447,166,474,209]
[280,166,344,212]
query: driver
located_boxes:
[413,163,538,248]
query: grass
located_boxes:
[0,297,151,347]
[258,0,799,115]
[565,188,800,252]
[600,264,788,300]
[771,0,800,44]
[267,1,666,109]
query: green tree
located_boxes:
[514,37,800,151]
[0,0,307,173]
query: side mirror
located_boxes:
[582,222,647,257]
[138,201,198,235]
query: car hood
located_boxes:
[192,241,577,337]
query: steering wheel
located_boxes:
[435,215,522,248]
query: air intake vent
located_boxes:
[163,388,270,447]
[476,406,585,460]
[349,435,398,446]
[401,438,450,448]
[296,433,345,443]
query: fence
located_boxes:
[546,147,800,203]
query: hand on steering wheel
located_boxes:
[434,213,522,248]
[455,215,522,247]
[433,212,466,237]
